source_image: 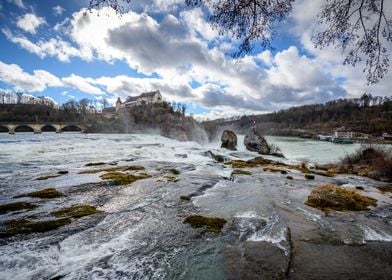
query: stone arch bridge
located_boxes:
[0,122,91,134]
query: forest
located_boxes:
[203,94,392,140]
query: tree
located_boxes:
[89,0,392,85]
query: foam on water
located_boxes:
[247,213,289,255]
[361,225,392,242]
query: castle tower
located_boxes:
[115,97,122,112]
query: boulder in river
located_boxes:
[244,128,271,155]
[221,130,237,150]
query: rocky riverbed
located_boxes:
[0,133,391,279]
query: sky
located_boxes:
[0,0,391,120]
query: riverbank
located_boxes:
[0,133,391,279]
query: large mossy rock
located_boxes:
[305,184,377,211]
[244,128,270,154]
[221,130,237,150]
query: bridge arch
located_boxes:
[41,124,57,132]
[0,125,8,133]
[61,124,83,132]
[0,124,10,133]
[15,125,34,133]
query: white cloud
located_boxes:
[16,13,45,34]
[2,29,81,62]
[3,5,364,118]
[7,0,25,9]
[62,74,104,95]
[53,5,65,16]
[0,61,61,92]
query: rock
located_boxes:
[0,202,37,214]
[85,162,106,167]
[175,154,188,158]
[35,174,62,180]
[305,183,377,211]
[225,241,288,280]
[271,152,285,158]
[52,205,100,218]
[356,186,364,190]
[180,195,191,201]
[183,215,227,234]
[376,185,392,193]
[0,218,71,238]
[14,188,63,199]
[100,172,151,185]
[244,128,270,154]
[204,151,228,163]
[232,169,252,176]
[305,174,315,180]
[287,176,293,180]
[221,130,237,150]
[169,168,180,175]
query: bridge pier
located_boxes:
[53,124,63,133]
[7,125,16,134]
[31,124,44,134]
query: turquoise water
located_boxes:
[265,136,362,164]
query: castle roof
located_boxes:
[126,90,160,102]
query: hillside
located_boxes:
[203,95,392,140]
[93,102,208,143]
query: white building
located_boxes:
[116,90,163,111]
[334,127,354,138]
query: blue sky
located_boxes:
[0,0,391,119]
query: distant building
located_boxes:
[116,90,163,112]
[383,133,392,140]
[332,127,354,144]
[333,127,354,138]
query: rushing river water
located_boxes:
[0,133,391,279]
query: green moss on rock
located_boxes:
[169,168,180,175]
[305,183,377,211]
[79,165,144,174]
[165,176,180,182]
[0,218,71,238]
[0,202,37,214]
[232,169,252,175]
[14,188,63,199]
[100,172,151,185]
[231,160,259,169]
[124,165,145,171]
[52,205,100,218]
[183,215,227,234]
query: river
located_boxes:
[0,133,391,279]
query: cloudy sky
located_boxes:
[0,0,391,119]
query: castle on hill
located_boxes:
[115,90,163,112]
